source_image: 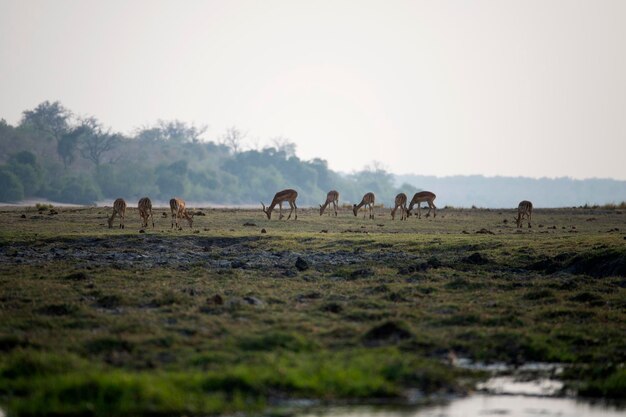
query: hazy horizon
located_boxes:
[2,0,626,180]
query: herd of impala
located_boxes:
[107,189,533,230]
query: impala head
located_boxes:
[107,217,114,228]
[319,204,324,216]
[514,214,522,228]
[352,204,358,216]
[261,202,271,219]
[184,211,194,228]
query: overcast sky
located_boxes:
[1,0,625,179]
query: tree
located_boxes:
[0,168,24,202]
[57,126,86,168]
[270,136,297,158]
[7,151,43,197]
[219,126,246,154]
[77,117,121,166]
[135,120,207,143]
[20,101,71,142]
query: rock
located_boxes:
[476,228,494,235]
[243,222,257,227]
[261,228,267,234]
[350,268,374,279]
[282,269,297,277]
[20,214,26,218]
[209,294,223,305]
[321,302,343,313]
[139,229,145,233]
[320,229,328,233]
[295,257,309,271]
[231,260,246,269]
[243,296,263,306]
[65,271,89,281]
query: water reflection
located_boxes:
[299,395,625,417]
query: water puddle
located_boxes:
[297,395,625,417]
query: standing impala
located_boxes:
[515,200,533,228]
[262,189,298,220]
[108,198,127,229]
[169,197,194,229]
[138,197,154,229]
[353,192,375,219]
[319,190,339,216]
[407,191,437,219]
[391,192,408,220]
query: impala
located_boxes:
[391,192,408,220]
[319,190,339,216]
[515,200,533,228]
[169,197,194,229]
[138,197,154,229]
[407,191,437,219]
[262,189,298,220]
[353,192,375,219]
[108,198,127,229]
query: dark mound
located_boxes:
[363,321,412,345]
[463,252,490,265]
[566,251,626,277]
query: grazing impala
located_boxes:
[169,197,194,229]
[407,191,437,219]
[262,189,298,220]
[515,200,533,228]
[391,192,408,220]
[138,197,154,229]
[319,190,339,216]
[108,198,127,229]
[353,192,376,219]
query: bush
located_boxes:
[0,167,24,202]
[58,176,101,204]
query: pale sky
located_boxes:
[1,0,625,179]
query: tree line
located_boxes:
[0,101,418,206]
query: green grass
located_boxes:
[0,205,625,415]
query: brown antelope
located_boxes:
[138,197,154,229]
[319,190,339,216]
[108,198,127,229]
[515,200,533,228]
[262,189,298,220]
[169,197,194,229]
[353,192,375,219]
[407,191,437,219]
[391,192,408,220]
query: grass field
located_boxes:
[1,204,625,416]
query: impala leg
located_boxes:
[150,210,155,228]
[432,202,437,218]
[279,203,284,220]
[287,201,293,220]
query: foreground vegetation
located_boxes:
[1,205,625,415]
